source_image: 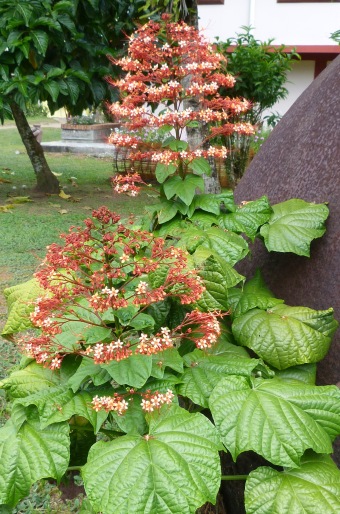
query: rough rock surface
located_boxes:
[235,55,340,385]
[234,55,340,463]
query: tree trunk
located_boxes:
[10,101,60,194]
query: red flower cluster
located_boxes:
[107,14,255,177]
[91,388,175,415]
[20,208,207,369]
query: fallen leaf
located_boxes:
[0,205,14,212]
[59,190,71,199]
[6,196,32,204]
[48,203,61,208]
[83,206,92,211]
[59,209,68,215]
[0,178,12,184]
[52,172,63,177]
[68,197,82,203]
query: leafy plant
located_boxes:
[214,28,300,183]
[1,193,339,513]
[1,16,340,514]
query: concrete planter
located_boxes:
[61,123,119,142]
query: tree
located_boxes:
[215,28,299,183]
[0,0,146,193]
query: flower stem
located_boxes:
[67,466,82,471]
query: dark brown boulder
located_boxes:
[235,54,340,386]
[234,54,340,465]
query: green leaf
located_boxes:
[57,13,75,32]
[209,376,340,467]
[2,278,44,336]
[231,270,284,318]
[129,313,155,331]
[15,4,33,26]
[65,78,80,104]
[148,266,169,289]
[188,157,212,176]
[0,418,69,507]
[157,199,179,224]
[232,305,338,369]
[245,453,340,514]
[43,80,60,102]
[114,305,138,325]
[260,199,329,256]
[67,357,111,392]
[190,211,219,229]
[70,69,91,83]
[178,226,249,266]
[275,363,316,385]
[31,30,49,55]
[83,326,112,344]
[0,362,62,399]
[163,175,204,205]
[103,354,152,388]
[188,191,235,218]
[82,405,221,514]
[151,348,184,378]
[196,255,244,311]
[111,394,147,435]
[16,387,108,433]
[168,139,188,151]
[155,163,177,183]
[145,300,171,332]
[188,193,222,216]
[179,345,259,408]
[218,196,272,240]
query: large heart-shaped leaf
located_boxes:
[155,163,177,183]
[0,418,69,507]
[232,304,338,369]
[209,376,340,467]
[16,386,107,433]
[178,344,259,408]
[0,362,62,399]
[229,270,284,318]
[67,357,111,392]
[178,226,249,266]
[196,255,244,311]
[102,353,152,388]
[2,278,44,336]
[164,175,204,205]
[219,196,272,240]
[260,199,329,256]
[245,453,340,514]
[151,348,184,378]
[82,405,221,514]
[188,157,212,176]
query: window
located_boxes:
[197,0,224,4]
[278,1,340,3]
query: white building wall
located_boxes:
[198,0,340,45]
[198,0,340,117]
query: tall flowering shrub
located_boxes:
[1,18,340,514]
[108,14,254,218]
